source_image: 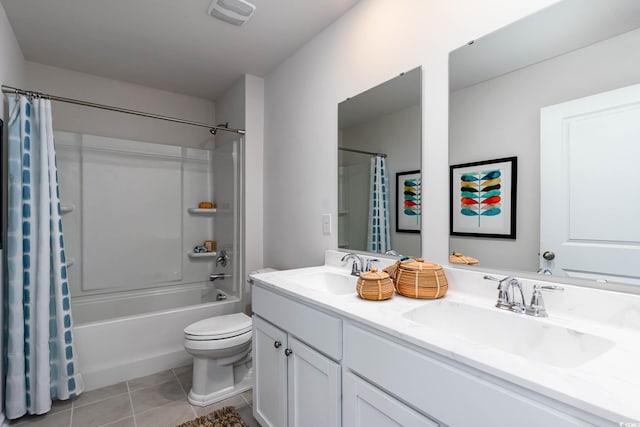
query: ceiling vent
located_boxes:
[208,0,256,26]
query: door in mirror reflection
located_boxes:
[540,84,640,285]
[338,67,422,257]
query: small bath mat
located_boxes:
[177,406,249,427]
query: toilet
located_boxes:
[183,312,253,406]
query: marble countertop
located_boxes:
[251,251,640,423]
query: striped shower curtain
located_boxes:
[5,96,84,419]
[367,155,391,253]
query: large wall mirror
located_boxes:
[338,67,422,257]
[449,0,640,289]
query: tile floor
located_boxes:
[9,365,261,427]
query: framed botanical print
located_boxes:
[450,157,517,239]
[396,170,421,233]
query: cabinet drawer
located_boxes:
[345,324,593,427]
[253,285,342,360]
[344,372,439,427]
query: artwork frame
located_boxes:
[396,170,421,233]
[450,157,517,239]
[0,118,3,250]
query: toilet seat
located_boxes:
[184,313,252,341]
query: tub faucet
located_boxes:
[209,273,231,282]
[484,275,526,313]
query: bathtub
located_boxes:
[72,286,242,391]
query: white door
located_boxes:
[287,336,341,427]
[253,316,288,427]
[540,84,640,284]
[343,372,439,427]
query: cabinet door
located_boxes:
[253,316,288,427]
[344,372,439,427]
[287,336,341,427]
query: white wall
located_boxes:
[342,104,421,256]
[0,2,24,422]
[450,27,640,272]
[214,74,265,309]
[244,75,265,283]
[212,77,245,298]
[24,62,216,148]
[263,0,561,270]
[0,2,24,119]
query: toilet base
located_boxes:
[188,361,254,407]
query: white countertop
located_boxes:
[251,251,640,423]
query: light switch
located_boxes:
[322,213,331,235]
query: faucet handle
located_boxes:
[364,258,379,272]
[539,284,564,292]
[525,284,564,317]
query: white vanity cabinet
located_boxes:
[344,371,439,427]
[252,286,342,427]
[253,316,288,427]
[344,324,609,427]
[252,275,621,427]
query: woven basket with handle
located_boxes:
[356,268,395,301]
[384,258,448,299]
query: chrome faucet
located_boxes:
[525,284,564,317]
[364,258,379,272]
[385,249,409,261]
[216,249,230,267]
[209,273,231,282]
[341,253,364,276]
[484,275,565,317]
[484,275,526,313]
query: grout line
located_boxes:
[172,367,197,418]
[171,368,188,399]
[95,415,134,427]
[72,390,130,410]
[241,393,251,406]
[126,382,138,427]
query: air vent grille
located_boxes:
[208,0,256,26]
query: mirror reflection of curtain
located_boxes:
[367,155,391,253]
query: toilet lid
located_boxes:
[184,313,252,340]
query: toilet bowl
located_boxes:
[184,312,253,406]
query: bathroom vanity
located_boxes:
[251,251,640,427]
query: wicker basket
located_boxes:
[384,258,447,299]
[356,269,394,301]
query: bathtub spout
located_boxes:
[209,273,231,282]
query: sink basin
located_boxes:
[291,271,357,295]
[402,300,614,368]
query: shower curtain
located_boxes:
[367,155,391,253]
[5,96,84,419]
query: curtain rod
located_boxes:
[1,85,245,136]
[338,147,387,158]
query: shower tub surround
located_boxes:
[51,131,246,391]
[73,292,241,391]
[251,250,640,426]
